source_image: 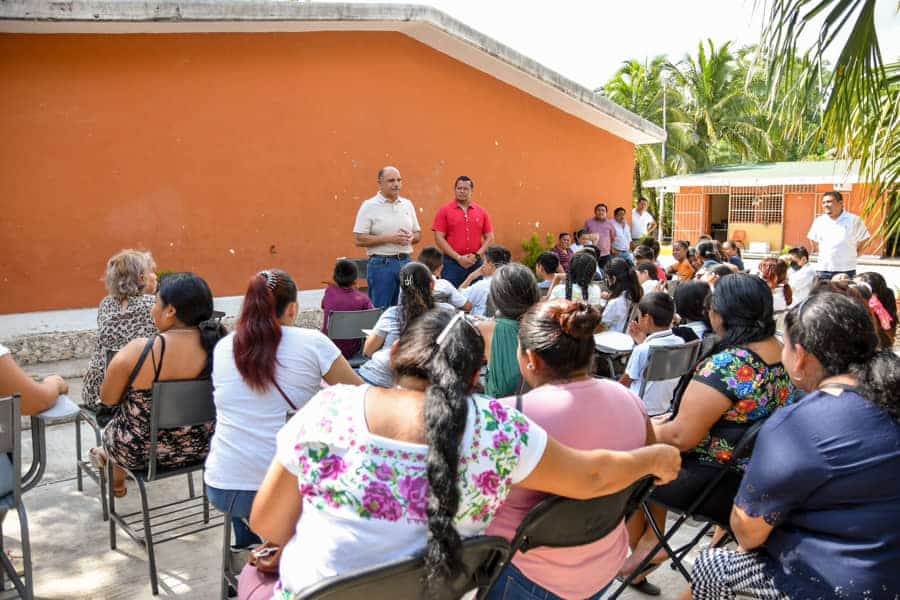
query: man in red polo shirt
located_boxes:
[432,176,495,287]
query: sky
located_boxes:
[318,0,900,90]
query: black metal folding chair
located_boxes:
[608,419,768,598]
[105,378,223,595]
[296,535,510,599]
[326,308,384,367]
[0,395,33,600]
[478,477,654,599]
[638,340,702,415]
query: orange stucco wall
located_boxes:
[0,32,635,314]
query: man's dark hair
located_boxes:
[536,252,560,274]
[333,259,359,288]
[788,246,810,261]
[594,203,608,213]
[824,190,844,203]
[575,229,588,239]
[639,292,675,327]
[418,246,443,274]
[484,246,511,266]
[634,245,655,262]
[614,207,626,217]
[558,232,571,241]
[635,262,659,280]
[454,175,474,189]
[637,196,649,204]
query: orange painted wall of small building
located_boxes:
[0,32,635,314]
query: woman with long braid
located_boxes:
[244,308,681,599]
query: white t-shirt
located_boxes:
[602,295,632,333]
[772,285,789,312]
[433,277,468,310]
[807,210,870,272]
[352,192,422,256]
[204,328,341,491]
[631,209,656,240]
[548,282,604,308]
[275,385,548,594]
[682,321,708,340]
[463,277,492,317]
[0,344,8,358]
[626,330,685,416]
[788,264,817,306]
[613,220,632,252]
[641,279,660,296]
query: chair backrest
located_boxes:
[667,278,680,298]
[347,258,369,281]
[104,347,117,370]
[639,339,701,401]
[147,379,215,479]
[0,395,23,505]
[327,308,384,341]
[774,309,787,334]
[699,333,720,359]
[509,476,654,555]
[296,535,510,600]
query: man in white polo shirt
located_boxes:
[353,166,421,307]
[807,191,870,280]
[631,196,657,246]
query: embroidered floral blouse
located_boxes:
[273,384,548,597]
[690,347,798,468]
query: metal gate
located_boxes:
[672,193,703,243]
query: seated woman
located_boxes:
[93,272,226,497]
[485,299,650,599]
[244,308,682,599]
[689,292,900,599]
[205,270,362,549]
[757,257,792,312]
[0,345,68,416]
[550,252,604,307]
[622,274,798,592]
[856,271,897,347]
[480,264,540,397]
[82,249,158,413]
[671,281,711,342]
[358,262,449,388]
[600,258,642,333]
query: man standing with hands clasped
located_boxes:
[432,175,495,288]
[353,166,421,308]
[807,190,870,281]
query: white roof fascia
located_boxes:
[643,173,861,188]
[0,1,666,146]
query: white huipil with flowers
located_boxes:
[273,384,549,597]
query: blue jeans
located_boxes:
[485,563,609,600]
[614,250,634,265]
[441,255,482,288]
[366,255,410,308]
[816,269,856,280]
[206,485,261,548]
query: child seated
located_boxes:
[636,262,662,296]
[534,252,560,291]
[322,259,374,359]
[417,246,472,312]
[460,246,511,317]
[620,292,685,416]
[570,229,593,253]
[634,244,667,282]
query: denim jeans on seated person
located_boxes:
[366,255,410,309]
[206,485,261,548]
[484,563,609,600]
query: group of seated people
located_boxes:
[2,236,898,600]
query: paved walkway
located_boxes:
[0,363,709,599]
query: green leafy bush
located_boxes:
[520,233,555,270]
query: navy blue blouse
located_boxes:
[736,386,900,599]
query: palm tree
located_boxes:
[669,40,775,166]
[758,0,898,246]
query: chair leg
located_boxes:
[642,504,692,582]
[187,473,196,499]
[220,512,232,600]
[136,478,159,595]
[0,516,5,592]
[202,481,210,524]
[17,503,33,600]
[75,413,84,492]
[107,461,117,550]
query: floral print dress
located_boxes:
[272,384,548,597]
[691,347,799,468]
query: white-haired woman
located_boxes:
[81,249,159,412]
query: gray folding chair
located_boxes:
[0,395,33,600]
[296,535,510,599]
[774,309,787,336]
[667,278,681,298]
[638,340,702,405]
[326,308,384,368]
[106,379,223,595]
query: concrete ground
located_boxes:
[0,361,708,599]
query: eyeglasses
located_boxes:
[436,311,480,346]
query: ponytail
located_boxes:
[398,262,435,333]
[850,351,900,421]
[233,270,297,392]
[567,253,596,303]
[157,272,225,372]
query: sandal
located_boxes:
[89,448,127,498]
[618,562,662,596]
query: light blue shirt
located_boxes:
[626,329,685,416]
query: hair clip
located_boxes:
[401,274,414,288]
[436,312,466,346]
[258,270,278,291]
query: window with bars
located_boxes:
[729,186,784,224]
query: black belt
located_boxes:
[372,253,410,260]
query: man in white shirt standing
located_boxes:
[353,166,421,308]
[807,191,870,280]
[612,207,634,264]
[631,196,657,247]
